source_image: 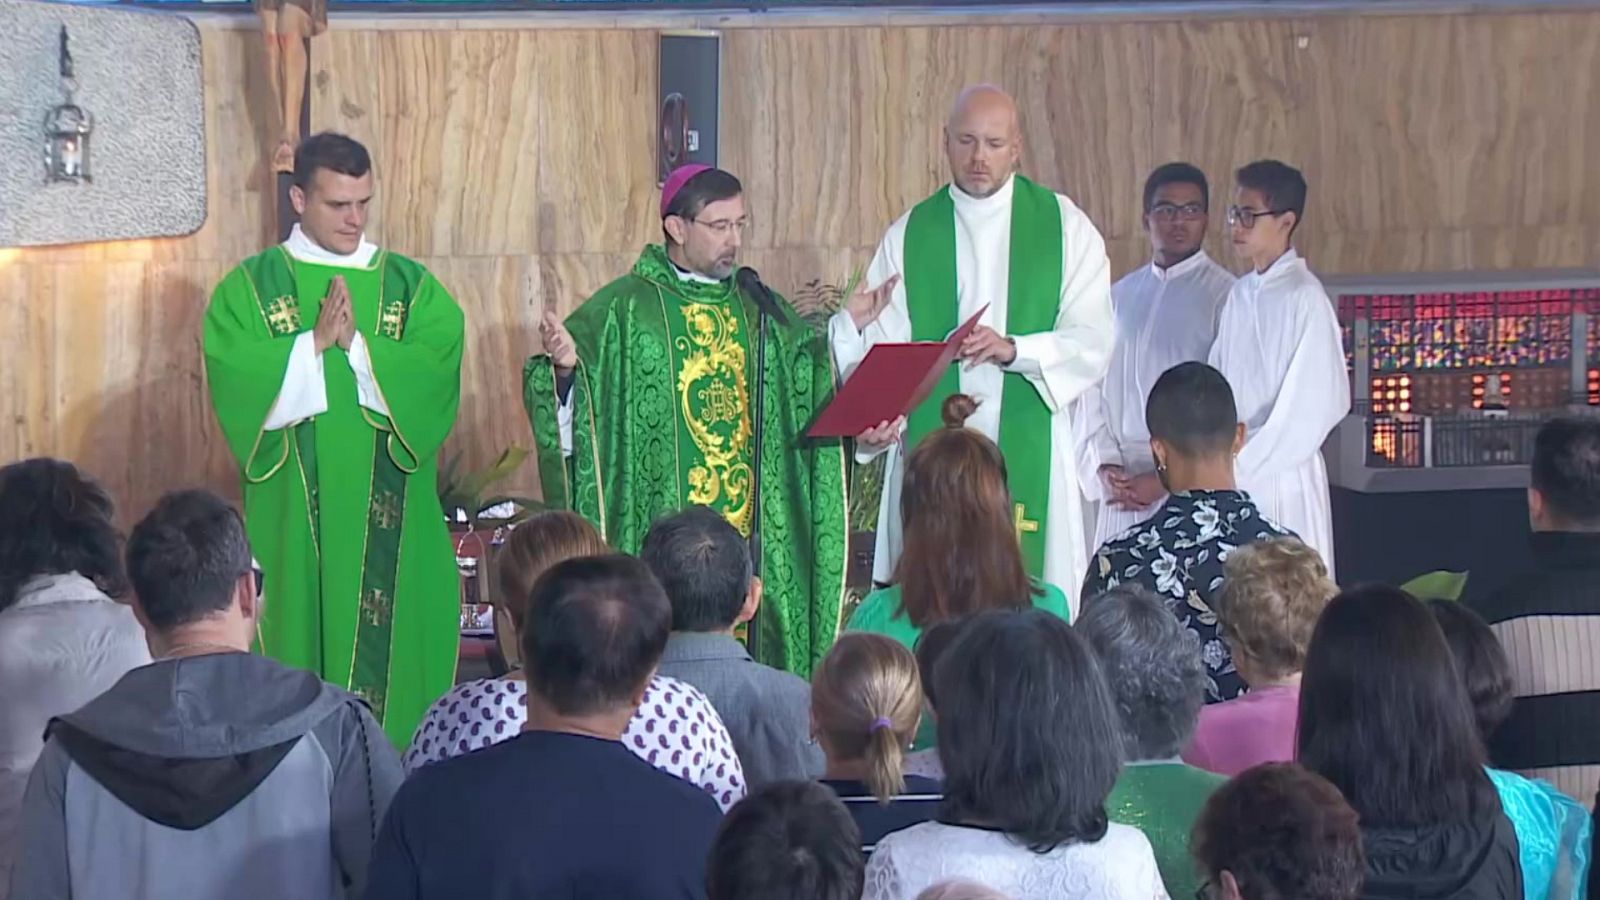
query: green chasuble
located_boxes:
[903,175,1062,577]
[523,245,848,676]
[203,246,465,746]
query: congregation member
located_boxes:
[1208,160,1349,578]
[864,609,1166,899]
[1074,162,1235,547]
[1078,584,1224,899]
[204,133,466,745]
[850,394,1071,653]
[11,489,401,900]
[0,460,149,899]
[1081,361,1291,701]
[1185,537,1336,775]
[706,781,864,900]
[1469,416,1600,803]
[913,883,1010,900]
[833,83,1114,596]
[406,510,745,809]
[1298,586,1523,899]
[367,555,723,899]
[1191,763,1365,900]
[1429,599,1592,900]
[642,506,822,786]
[527,165,848,675]
[812,633,942,853]
[905,620,965,780]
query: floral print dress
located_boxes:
[1080,489,1292,702]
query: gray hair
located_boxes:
[1076,584,1206,761]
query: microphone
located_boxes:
[736,268,791,327]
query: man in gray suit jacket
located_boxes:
[641,507,825,787]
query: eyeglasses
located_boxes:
[1226,205,1292,229]
[1149,202,1207,222]
[691,216,752,237]
[1195,881,1214,900]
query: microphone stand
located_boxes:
[738,269,788,666]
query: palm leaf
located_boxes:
[1400,570,1470,602]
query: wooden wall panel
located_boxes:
[4,9,1598,519]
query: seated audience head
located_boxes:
[1214,538,1336,688]
[915,881,1012,900]
[1297,585,1496,828]
[811,633,923,803]
[1230,159,1307,261]
[1426,599,1515,744]
[0,458,127,613]
[913,618,965,720]
[125,489,257,648]
[1077,583,1206,762]
[521,554,672,735]
[640,505,759,634]
[1145,362,1245,493]
[1192,763,1364,900]
[706,780,864,900]
[896,394,1036,628]
[1529,416,1600,532]
[936,608,1122,851]
[1142,162,1211,266]
[495,511,608,665]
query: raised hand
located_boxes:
[540,310,578,372]
[844,274,901,331]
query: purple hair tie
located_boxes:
[869,717,893,733]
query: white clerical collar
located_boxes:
[1150,250,1213,282]
[282,224,379,269]
[1254,247,1302,282]
[668,256,721,285]
[949,173,1016,216]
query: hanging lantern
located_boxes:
[43,27,92,184]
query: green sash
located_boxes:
[238,247,423,721]
[903,176,1061,576]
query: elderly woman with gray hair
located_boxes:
[1078,583,1225,900]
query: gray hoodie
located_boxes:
[8,652,403,900]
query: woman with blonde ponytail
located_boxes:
[813,633,943,854]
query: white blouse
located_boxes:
[404,674,747,811]
[864,820,1171,900]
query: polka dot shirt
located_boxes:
[404,675,746,811]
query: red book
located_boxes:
[808,306,989,438]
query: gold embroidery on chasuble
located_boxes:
[370,490,402,531]
[360,587,394,628]
[378,299,408,340]
[265,296,302,336]
[675,302,755,535]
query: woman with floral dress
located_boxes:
[1080,362,1294,702]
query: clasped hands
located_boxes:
[1098,465,1165,511]
[313,276,357,354]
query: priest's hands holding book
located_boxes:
[855,416,907,455]
[314,276,356,354]
[541,310,578,375]
[959,325,1017,368]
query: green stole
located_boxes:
[903,176,1061,576]
[237,247,423,721]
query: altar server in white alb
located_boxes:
[1208,160,1350,576]
[832,84,1115,598]
[1074,162,1236,548]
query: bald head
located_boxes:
[945,85,1022,198]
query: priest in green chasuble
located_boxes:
[203,133,465,746]
[833,86,1116,612]
[525,166,852,676]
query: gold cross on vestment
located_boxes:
[697,380,743,425]
[369,490,402,531]
[265,296,301,336]
[1014,503,1040,536]
[378,300,407,340]
[360,587,393,628]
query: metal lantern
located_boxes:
[44,27,92,184]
